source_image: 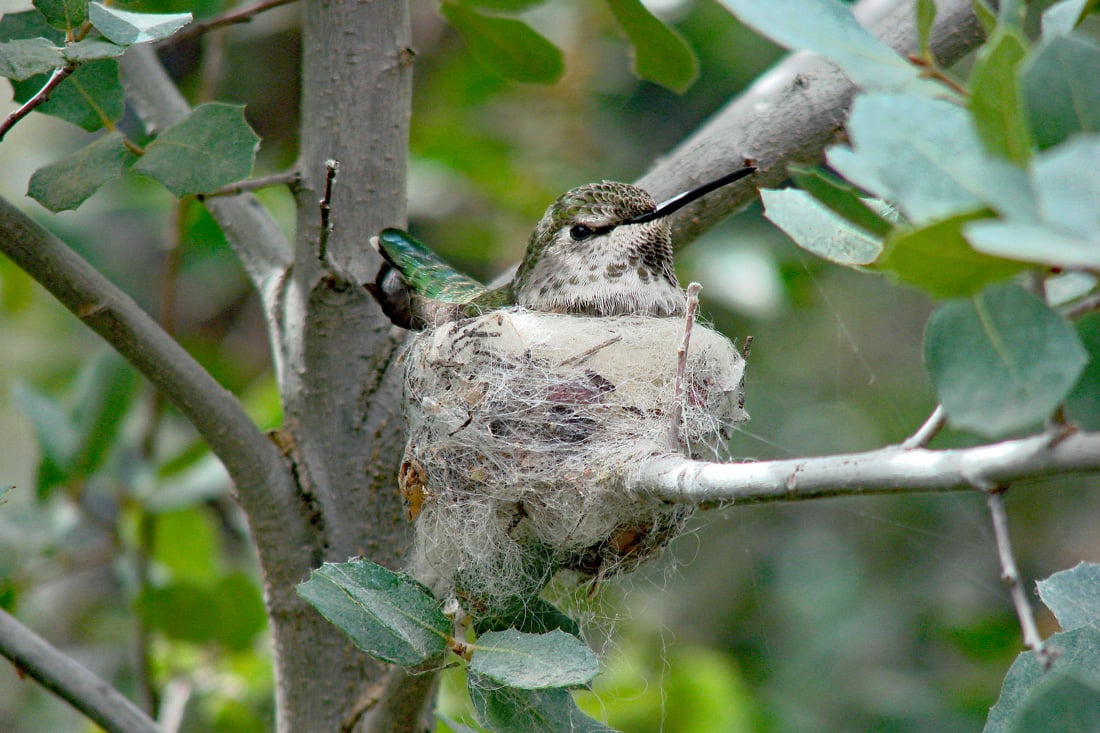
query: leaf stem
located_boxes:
[901,404,947,449]
[0,65,76,142]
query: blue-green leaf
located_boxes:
[469,673,616,733]
[61,36,127,63]
[604,0,698,93]
[28,132,131,212]
[296,559,450,666]
[132,103,259,197]
[1036,562,1100,632]
[87,2,192,45]
[0,38,65,80]
[33,0,86,32]
[440,3,563,85]
[985,626,1100,733]
[1041,0,1092,40]
[965,135,1100,269]
[924,283,1088,437]
[719,0,940,94]
[1022,34,1100,149]
[761,187,884,267]
[829,93,1035,224]
[470,629,598,689]
[10,58,124,131]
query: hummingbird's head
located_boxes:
[512,181,683,317]
[512,166,757,317]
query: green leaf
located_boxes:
[1067,313,1100,430]
[924,283,1088,437]
[1036,562,1100,632]
[0,38,65,80]
[1041,0,1091,40]
[440,3,563,84]
[604,0,698,93]
[11,382,77,497]
[153,507,220,583]
[132,103,259,197]
[136,581,220,643]
[28,132,131,212]
[788,166,894,238]
[296,559,450,666]
[968,28,1032,164]
[760,187,883,267]
[877,212,1028,298]
[1007,673,1100,733]
[916,0,936,57]
[469,673,616,733]
[470,630,598,689]
[973,0,997,34]
[965,135,1100,269]
[830,93,1036,224]
[10,58,123,131]
[68,350,139,476]
[62,36,127,63]
[985,626,1100,733]
[87,2,192,45]
[473,596,582,639]
[719,0,941,95]
[1022,34,1100,149]
[33,0,86,32]
[210,572,267,651]
[0,10,64,44]
[454,0,548,10]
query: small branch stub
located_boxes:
[669,282,702,451]
[318,159,340,263]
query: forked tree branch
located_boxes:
[629,429,1100,504]
[0,609,161,733]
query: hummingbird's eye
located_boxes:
[569,224,595,242]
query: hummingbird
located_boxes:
[368,166,756,329]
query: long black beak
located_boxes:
[622,166,757,226]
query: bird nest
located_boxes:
[398,308,748,614]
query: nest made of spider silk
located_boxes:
[398,308,748,612]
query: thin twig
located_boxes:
[198,169,302,199]
[318,159,340,263]
[901,404,947,449]
[986,489,1057,668]
[166,0,299,45]
[0,609,162,733]
[669,283,702,451]
[0,65,76,141]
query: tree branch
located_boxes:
[0,608,162,733]
[638,0,984,249]
[0,196,306,588]
[628,429,1100,505]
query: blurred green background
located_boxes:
[2,0,1098,730]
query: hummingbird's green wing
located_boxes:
[373,228,488,303]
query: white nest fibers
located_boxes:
[398,308,748,613]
